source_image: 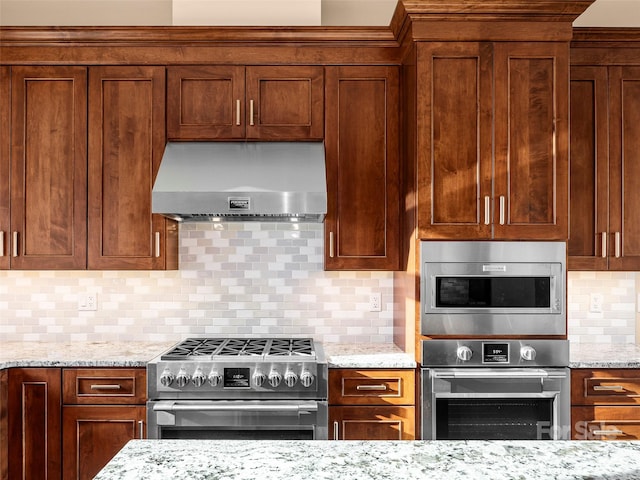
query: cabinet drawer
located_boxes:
[63,368,146,405]
[329,369,415,405]
[329,405,416,440]
[572,406,640,440]
[572,369,640,405]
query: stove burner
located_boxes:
[160,337,316,360]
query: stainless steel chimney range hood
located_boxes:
[152,142,327,222]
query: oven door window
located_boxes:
[436,277,551,309]
[435,398,554,440]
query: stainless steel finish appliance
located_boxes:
[421,339,570,440]
[147,337,328,440]
[152,142,327,222]
[420,241,566,336]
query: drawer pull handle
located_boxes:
[593,385,625,392]
[138,420,145,439]
[90,384,122,390]
[593,429,624,437]
[333,421,339,440]
[356,384,388,391]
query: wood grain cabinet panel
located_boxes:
[328,369,416,440]
[0,67,9,270]
[168,65,323,140]
[62,368,146,405]
[569,66,640,270]
[417,42,568,240]
[571,369,640,441]
[324,66,400,270]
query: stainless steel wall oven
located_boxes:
[147,338,328,440]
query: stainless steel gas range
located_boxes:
[147,337,328,440]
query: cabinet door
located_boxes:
[572,406,640,440]
[324,66,400,270]
[329,406,415,440]
[494,42,569,240]
[88,66,170,270]
[62,405,146,480]
[0,67,9,269]
[10,66,87,269]
[245,66,324,139]
[416,42,493,239]
[167,65,245,139]
[568,66,610,270]
[7,368,62,480]
[608,66,640,270]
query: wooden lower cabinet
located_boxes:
[328,369,416,440]
[62,406,146,479]
[571,368,640,440]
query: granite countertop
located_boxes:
[323,342,417,368]
[94,439,640,480]
[569,342,640,368]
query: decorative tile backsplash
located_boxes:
[0,223,394,344]
[1,226,638,345]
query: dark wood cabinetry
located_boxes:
[569,64,640,270]
[88,66,177,270]
[5,66,88,269]
[167,65,323,140]
[0,67,9,270]
[324,66,400,270]
[571,369,640,440]
[328,369,416,440]
[417,42,568,240]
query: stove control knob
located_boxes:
[191,368,206,387]
[159,368,175,387]
[300,370,314,388]
[284,370,298,388]
[175,368,191,388]
[268,370,282,388]
[456,346,473,362]
[208,371,222,387]
[520,345,537,362]
[253,370,267,388]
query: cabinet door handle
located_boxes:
[484,196,490,225]
[249,99,255,126]
[154,232,161,258]
[329,232,335,258]
[12,231,18,257]
[235,99,241,126]
[138,420,145,439]
[499,196,505,225]
[593,429,624,437]
[333,421,339,440]
[593,385,625,392]
[615,231,621,258]
[90,384,122,390]
[601,232,607,258]
[356,384,388,391]
[0,231,4,257]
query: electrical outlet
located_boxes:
[78,293,97,311]
[589,293,603,314]
[369,293,381,312]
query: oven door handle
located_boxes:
[433,370,566,379]
[152,401,318,413]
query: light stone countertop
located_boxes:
[94,439,640,480]
[569,342,640,368]
[323,342,417,368]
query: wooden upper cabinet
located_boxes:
[324,66,400,270]
[88,65,175,270]
[569,65,640,270]
[167,65,323,140]
[8,66,88,269]
[0,67,9,270]
[417,42,569,240]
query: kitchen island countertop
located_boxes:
[94,439,640,480]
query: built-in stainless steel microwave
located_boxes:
[420,241,566,337]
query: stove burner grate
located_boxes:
[160,337,316,360]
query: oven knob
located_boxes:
[159,368,175,387]
[520,346,537,362]
[192,368,206,387]
[456,346,473,362]
[253,370,267,387]
[300,370,314,388]
[175,368,191,388]
[268,370,282,388]
[284,370,298,387]
[208,371,222,387]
